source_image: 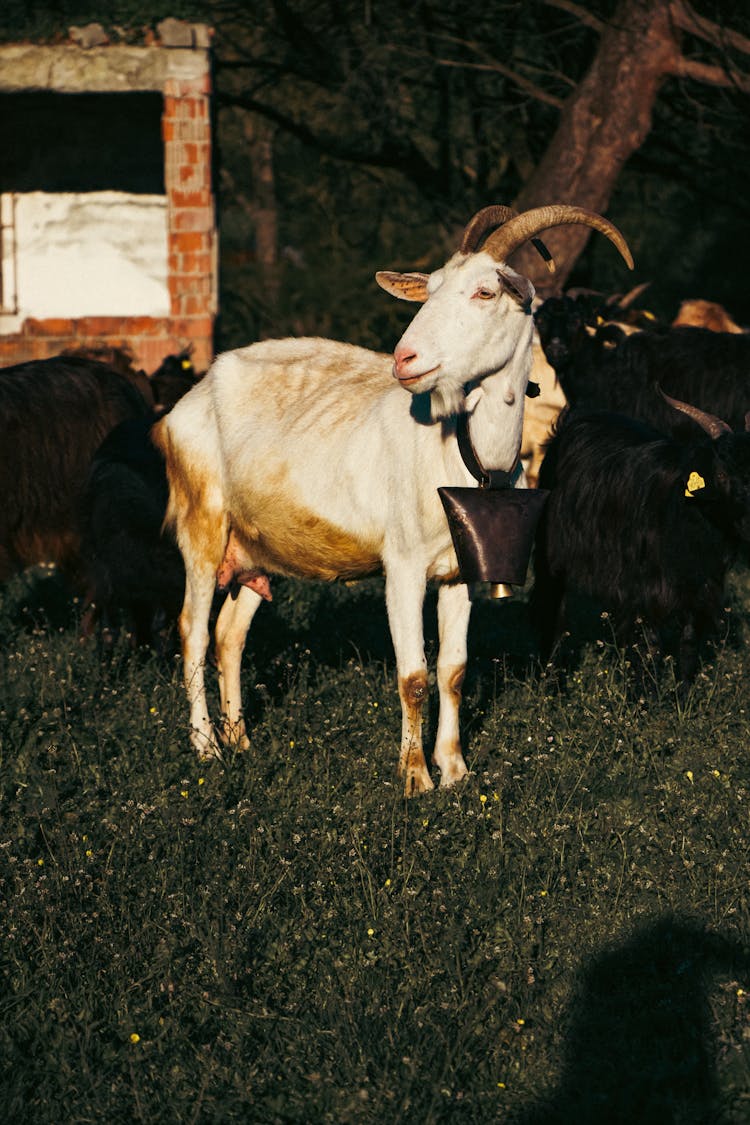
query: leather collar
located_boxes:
[456,411,522,490]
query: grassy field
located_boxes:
[1,568,749,1123]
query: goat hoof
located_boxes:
[438,761,469,788]
[191,730,223,762]
[404,768,435,797]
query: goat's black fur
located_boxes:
[535,297,750,439]
[79,416,186,648]
[531,408,750,682]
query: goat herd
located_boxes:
[4,204,750,795]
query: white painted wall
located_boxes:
[0,190,169,331]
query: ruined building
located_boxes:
[0,20,217,372]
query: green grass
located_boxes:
[1,570,749,1123]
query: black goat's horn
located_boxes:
[658,387,731,438]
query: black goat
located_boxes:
[531,394,750,682]
[79,416,186,648]
[149,347,200,412]
[535,295,750,439]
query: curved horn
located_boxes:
[459,206,518,253]
[460,205,556,273]
[614,279,652,309]
[482,204,634,270]
[658,387,731,438]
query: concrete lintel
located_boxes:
[0,44,210,94]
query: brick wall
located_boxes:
[162,70,216,372]
[1,55,217,375]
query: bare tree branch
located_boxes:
[432,55,564,108]
[218,90,442,195]
[417,32,569,107]
[543,0,606,33]
[672,54,750,92]
[670,0,750,58]
[543,0,750,93]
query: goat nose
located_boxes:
[394,343,418,378]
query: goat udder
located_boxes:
[216,530,273,601]
[233,570,272,601]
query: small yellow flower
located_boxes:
[198,777,205,786]
[539,890,547,897]
[130,1033,140,1044]
[37,858,44,867]
[516,1019,525,1026]
[180,790,189,798]
[289,740,295,748]
[422,818,429,827]
[686,770,694,784]
[497,1082,506,1089]
[480,794,488,805]
[367,927,375,937]
[85,849,93,858]
[385,878,391,887]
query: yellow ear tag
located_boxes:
[685,471,706,498]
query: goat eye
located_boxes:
[474,287,495,301]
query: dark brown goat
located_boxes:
[0,348,200,596]
[0,355,153,586]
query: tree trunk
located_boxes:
[511,0,680,293]
[243,115,279,306]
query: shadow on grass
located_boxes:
[516,915,749,1125]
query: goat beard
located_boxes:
[429,379,468,422]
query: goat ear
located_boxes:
[375,271,430,303]
[496,268,534,310]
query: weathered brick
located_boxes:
[170,189,212,209]
[121,317,164,337]
[76,317,132,335]
[24,317,75,336]
[170,230,210,253]
[172,207,214,233]
[169,315,214,338]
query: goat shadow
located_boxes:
[513,915,749,1125]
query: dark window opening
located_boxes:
[0,92,164,193]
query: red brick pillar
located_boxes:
[163,71,216,372]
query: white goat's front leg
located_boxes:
[180,562,221,759]
[214,585,264,750]
[434,582,472,787]
[385,564,433,796]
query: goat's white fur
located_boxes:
[154,249,536,795]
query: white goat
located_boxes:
[153,204,632,795]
